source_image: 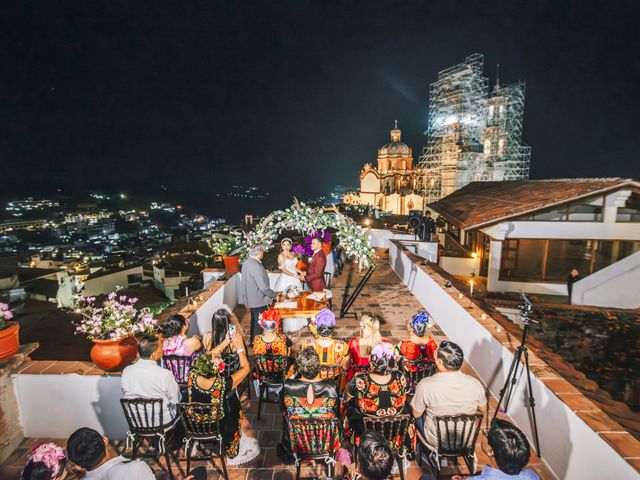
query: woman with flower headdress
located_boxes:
[252,308,294,378]
[299,309,349,380]
[396,312,438,364]
[20,443,67,480]
[188,330,260,465]
[344,342,415,458]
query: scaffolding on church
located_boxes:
[417,53,531,203]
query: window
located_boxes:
[500,239,545,280]
[488,105,494,121]
[528,195,604,222]
[531,206,567,221]
[500,239,640,282]
[544,240,593,281]
[484,139,491,157]
[498,138,505,156]
[567,196,603,221]
[616,192,640,222]
[127,273,143,285]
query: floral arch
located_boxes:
[233,200,374,267]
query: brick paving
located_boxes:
[1,251,552,479]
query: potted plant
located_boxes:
[209,233,242,273]
[0,302,19,361]
[292,244,308,271]
[74,291,157,371]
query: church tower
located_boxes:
[377,120,413,173]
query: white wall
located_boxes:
[388,241,638,480]
[14,374,129,439]
[368,229,414,249]
[439,255,480,276]
[82,266,144,297]
[572,250,640,308]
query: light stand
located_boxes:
[492,291,542,457]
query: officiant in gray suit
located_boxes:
[238,244,278,344]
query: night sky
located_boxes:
[2,1,639,217]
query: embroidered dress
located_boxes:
[344,371,415,456]
[301,338,348,386]
[281,379,341,454]
[396,338,437,362]
[252,333,293,379]
[187,371,242,457]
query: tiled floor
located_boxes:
[1,252,553,479]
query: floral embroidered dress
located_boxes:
[187,368,242,457]
[252,333,293,379]
[300,338,348,383]
[344,371,415,456]
[281,379,341,454]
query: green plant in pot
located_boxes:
[209,233,242,273]
[0,302,19,361]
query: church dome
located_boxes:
[379,121,411,156]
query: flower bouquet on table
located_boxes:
[284,285,301,299]
[0,302,19,361]
[74,290,157,371]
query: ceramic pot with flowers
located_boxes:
[74,291,157,371]
[0,303,19,361]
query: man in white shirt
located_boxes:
[411,340,486,449]
[66,427,155,479]
[121,334,181,426]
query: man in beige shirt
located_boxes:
[410,340,485,448]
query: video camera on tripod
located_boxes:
[518,291,538,325]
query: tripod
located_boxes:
[492,315,542,457]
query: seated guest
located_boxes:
[161,314,202,357]
[301,309,349,376]
[20,443,67,480]
[188,332,259,465]
[280,347,341,457]
[121,334,181,426]
[345,342,414,458]
[252,308,294,378]
[347,312,389,380]
[347,430,394,480]
[66,427,154,479]
[252,308,292,356]
[452,419,540,480]
[411,340,485,449]
[396,312,438,364]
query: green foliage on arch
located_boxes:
[233,200,374,266]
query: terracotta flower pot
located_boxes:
[296,259,308,272]
[322,241,332,255]
[223,255,240,274]
[90,336,138,371]
[0,322,20,361]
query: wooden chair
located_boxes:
[400,358,436,395]
[416,413,483,477]
[222,350,251,400]
[177,402,228,480]
[288,416,340,480]
[253,353,289,420]
[360,414,412,480]
[120,398,178,479]
[162,354,194,397]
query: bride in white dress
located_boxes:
[274,238,307,333]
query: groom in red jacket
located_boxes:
[299,236,326,292]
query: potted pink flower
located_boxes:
[0,302,19,361]
[74,290,157,371]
